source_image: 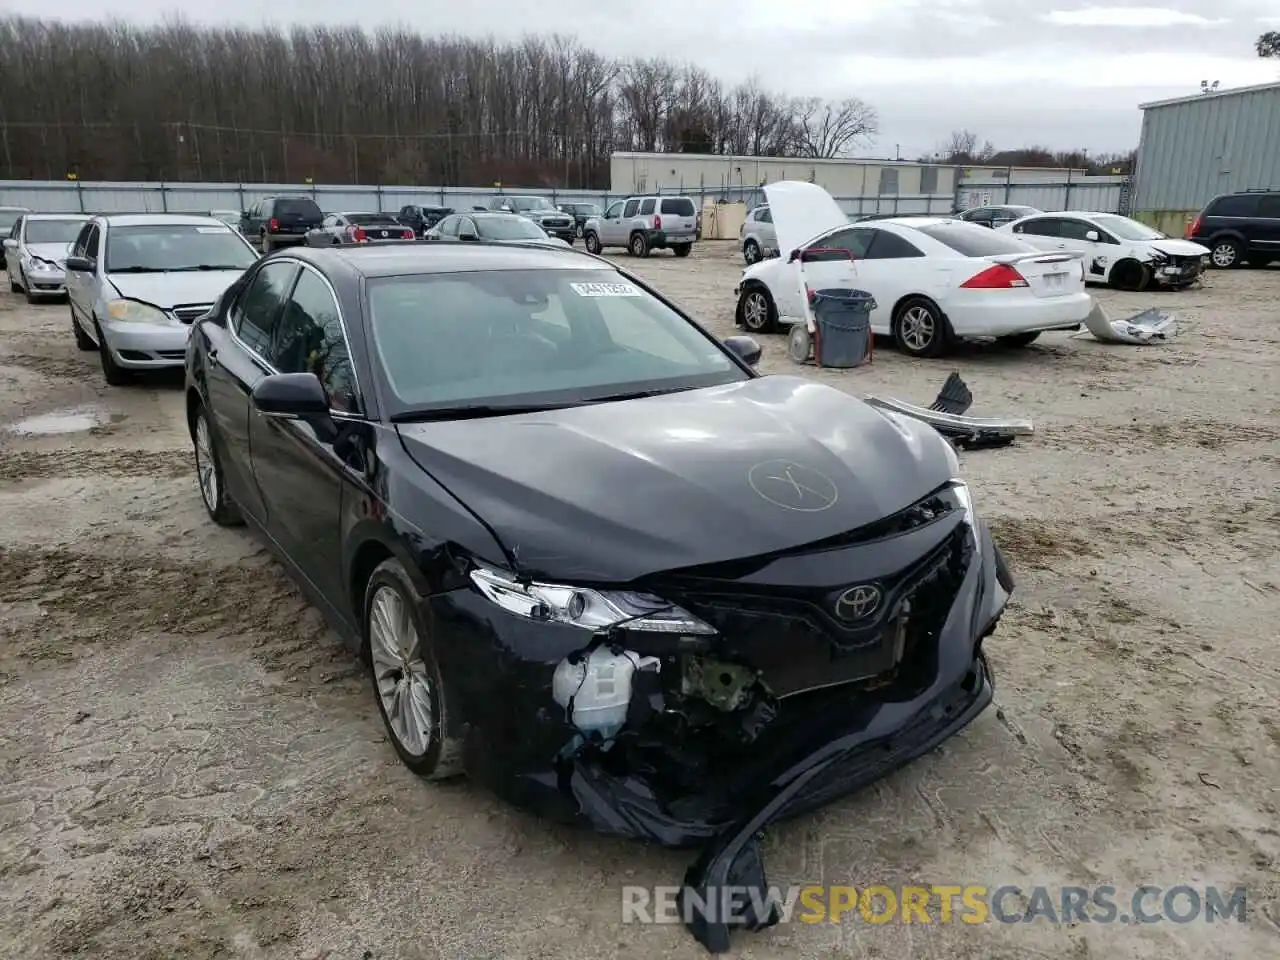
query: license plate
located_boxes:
[1044,272,1066,288]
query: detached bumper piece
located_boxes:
[865,373,1033,450]
[1083,303,1178,345]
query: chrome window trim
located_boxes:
[226,256,368,421]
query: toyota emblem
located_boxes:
[835,584,881,621]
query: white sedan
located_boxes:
[996,211,1210,290]
[734,181,1093,358]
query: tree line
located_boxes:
[0,16,1133,189]
[926,130,1137,175]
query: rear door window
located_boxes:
[639,199,656,215]
[660,198,696,216]
[915,222,1036,256]
[1206,195,1259,218]
[1256,195,1280,218]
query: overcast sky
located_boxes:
[7,0,1279,158]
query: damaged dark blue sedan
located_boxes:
[184,239,1012,953]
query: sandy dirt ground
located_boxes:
[1,241,1277,960]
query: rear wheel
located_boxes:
[673,243,692,258]
[629,232,649,258]
[1209,237,1243,269]
[998,332,1041,347]
[584,231,602,255]
[736,284,777,334]
[743,239,762,264]
[893,297,950,358]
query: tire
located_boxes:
[23,271,39,304]
[192,404,243,527]
[893,297,951,358]
[673,243,692,258]
[736,283,777,334]
[9,274,19,293]
[365,559,465,781]
[584,231,602,255]
[260,232,273,254]
[998,332,1041,347]
[787,324,812,364]
[1108,258,1151,292]
[743,239,762,265]
[1208,237,1243,269]
[71,306,95,351]
[575,224,584,239]
[95,321,132,386]
[629,232,650,258]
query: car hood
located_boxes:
[106,270,248,308]
[396,375,955,583]
[1149,239,1210,256]
[25,242,73,263]
[763,180,850,259]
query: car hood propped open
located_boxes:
[763,180,850,260]
[396,376,955,583]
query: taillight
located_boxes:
[653,214,662,229]
[961,263,1028,289]
[402,229,414,240]
[267,217,279,232]
[1185,215,1202,238]
[351,226,367,243]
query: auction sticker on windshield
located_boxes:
[570,281,642,297]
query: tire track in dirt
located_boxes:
[0,448,192,482]
[1039,418,1280,453]
[0,352,98,381]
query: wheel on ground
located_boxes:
[736,284,777,334]
[893,297,950,358]
[72,308,95,351]
[584,231,602,255]
[1208,238,1243,269]
[673,243,692,258]
[998,331,1041,347]
[260,232,273,254]
[629,233,649,258]
[787,324,812,364]
[1108,258,1151,291]
[192,404,244,526]
[24,273,40,304]
[743,240,762,264]
[9,274,19,293]
[365,559,465,780]
[95,321,131,386]
[575,224,584,239]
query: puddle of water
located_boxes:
[6,407,106,437]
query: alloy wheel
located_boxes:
[1211,243,1237,268]
[194,414,218,512]
[742,291,770,332]
[369,586,435,758]
[899,305,936,352]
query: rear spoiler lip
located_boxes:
[989,251,1083,265]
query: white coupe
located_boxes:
[734,181,1093,358]
[996,212,1211,290]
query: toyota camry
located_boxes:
[184,239,1013,952]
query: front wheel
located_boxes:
[72,307,95,351]
[95,321,132,385]
[192,405,243,526]
[629,232,650,258]
[584,231,602,255]
[893,298,951,358]
[1108,258,1151,291]
[366,560,465,780]
[736,284,777,334]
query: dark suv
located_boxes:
[1186,190,1280,268]
[240,195,325,253]
[396,204,454,237]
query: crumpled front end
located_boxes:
[428,481,1011,953]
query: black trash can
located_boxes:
[810,288,876,368]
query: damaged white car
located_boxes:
[733,181,1093,358]
[998,212,1211,291]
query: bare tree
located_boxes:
[794,97,878,159]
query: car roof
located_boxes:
[286,240,603,278]
[1,205,32,211]
[466,212,529,220]
[873,216,959,228]
[24,212,89,221]
[96,213,232,227]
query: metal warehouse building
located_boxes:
[1132,80,1280,234]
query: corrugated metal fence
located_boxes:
[0,176,1126,218]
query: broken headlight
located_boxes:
[469,566,716,635]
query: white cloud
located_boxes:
[1043,7,1227,28]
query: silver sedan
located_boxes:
[4,213,89,303]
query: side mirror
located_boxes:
[252,372,332,422]
[64,255,93,272]
[458,231,478,242]
[723,335,762,368]
[1085,230,1100,242]
[788,248,801,263]
[2,238,15,249]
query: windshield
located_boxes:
[105,224,258,273]
[503,197,554,212]
[1093,215,1165,241]
[913,222,1035,257]
[478,217,548,241]
[25,219,86,244]
[367,268,745,413]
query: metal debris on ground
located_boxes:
[1083,302,1179,345]
[865,372,1033,450]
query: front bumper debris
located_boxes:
[865,372,1033,450]
[1083,303,1178,345]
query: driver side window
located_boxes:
[83,225,101,260]
[811,227,873,259]
[605,201,624,218]
[231,261,297,360]
[269,267,358,413]
[622,199,640,218]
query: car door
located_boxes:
[3,217,21,285]
[597,200,624,246]
[69,223,103,322]
[854,228,928,331]
[249,264,360,600]
[772,226,868,323]
[205,259,299,523]
[64,221,93,317]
